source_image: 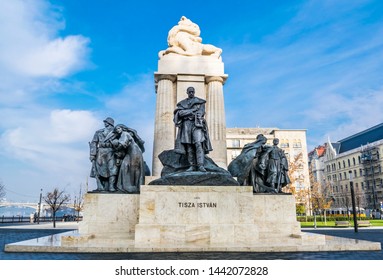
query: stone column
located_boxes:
[205,76,227,168]
[152,74,176,176]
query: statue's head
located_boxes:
[186,87,195,98]
[114,124,128,134]
[178,16,200,36]
[256,134,267,144]
[273,138,279,145]
[103,117,114,127]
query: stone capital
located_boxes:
[205,75,227,85]
[154,73,177,83]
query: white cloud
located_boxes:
[16,36,90,78]
[0,109,100,201]
[0,109,99,166]
[0,0,90,85]
[0,0,93,201]
[223,0,383,150]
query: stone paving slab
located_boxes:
[1,225,383,259]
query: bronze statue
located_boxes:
[228,135,290,193]
[113,124,145,193]
[89,118,147,193]
[173,86,212,172]
[89,117,118,192]
[263,138,291,193]
[150,88,238,185]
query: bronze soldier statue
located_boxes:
[89,117,118,192]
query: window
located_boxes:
[232,139,240,148]
[280,139,289,148]
[348,159,351,167]
[339,173,342,180]
[354,170,357,178]
[293,140,302,148]
[353,157,356,166]
[338,162,341,169]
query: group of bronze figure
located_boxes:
[89,117,147,193]
[89,86,290,194]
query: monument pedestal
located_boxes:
[6,186,381,253]
[61,193,139,248]
[135,185,308,249]
[60,186,330,251]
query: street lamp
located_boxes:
[37,188,42,224]
[349,171,358,233]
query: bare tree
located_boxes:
[44,188,70,228]
[310,181,333,220]
[0,180,5,200]
[355,191,367,219]
[73,184,86,221]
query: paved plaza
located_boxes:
[1,222,383,260]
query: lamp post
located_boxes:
[37,188,42,224]
[349,171,358,233]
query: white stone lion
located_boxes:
[159,16,222,59]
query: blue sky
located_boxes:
[0,0,382,202]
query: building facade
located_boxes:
[226,127,310,191]
[308,144,327,190]
[322,123,383,213]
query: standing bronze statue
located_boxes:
[149,87,238,186]
[89,117,118,192]
[264,138,291,193]
[228,135,290,193]
[112,124,145,193]
[173,87,212,172]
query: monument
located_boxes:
[152,16,228,176]
[5,16,381,254]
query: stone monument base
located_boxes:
[5,185,381,253]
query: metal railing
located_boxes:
[0,215,83,224]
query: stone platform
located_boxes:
[5,185,381,253]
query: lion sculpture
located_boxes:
[159,16,222,59]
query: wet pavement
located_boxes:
[1,223,383,260]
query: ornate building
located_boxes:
[322,123,383,213]
[308,144,327,190]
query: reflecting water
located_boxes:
[0,206,36,217]
[0,205,76,217]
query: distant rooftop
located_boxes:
[337,123,383,153]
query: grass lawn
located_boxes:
[300,219,383,228]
